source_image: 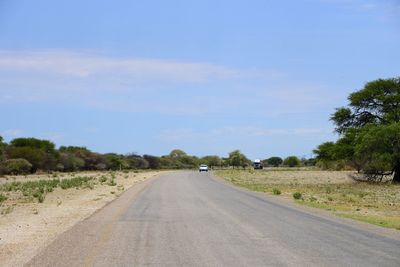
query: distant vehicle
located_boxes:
[199,164,209,172]
[253,159,263,169]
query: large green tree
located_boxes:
[330,77,400,183]
[228,150,250,168]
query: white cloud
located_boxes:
[0,49,341,118]
[0,50,274,83]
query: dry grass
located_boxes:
[215,169,400,230]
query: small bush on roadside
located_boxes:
[0,194,7,203]
[59,176,92,189]
[272,188,281,195]
[37,193,45,203]
[108,179,116,186]
[325,187,332,194]
[99,175,107,183]
[293,192,302,200]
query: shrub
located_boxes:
[59,176,92,189]
[283,156,301,167]
[272,188,281,195]
[293,192,302,200]
[266,157,283,167]
[99,176,107,183]
[4,158,32,175]
[108,179,117,186]
[0,193,7,203]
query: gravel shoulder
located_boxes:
[0,170,162,267]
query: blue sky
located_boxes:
[0,0,399,159]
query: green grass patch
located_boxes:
[0,193,7,203]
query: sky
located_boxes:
[0,0,399,159]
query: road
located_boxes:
[28,171,400,267]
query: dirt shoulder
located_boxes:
[0,170,163,267]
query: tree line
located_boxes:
[313,77,400,183]
[0,138,313,175]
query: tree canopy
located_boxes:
[228,150,251,168]
[265,157,283,167]
[317,77,400,182]
[283,156,300,167]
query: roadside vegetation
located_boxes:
[0,170,149,215]
[216,169,400,230]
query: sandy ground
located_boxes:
[0,171,162,267]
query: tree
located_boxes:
[332,78,400,134]
[265,157,283,167]
[355,123,400,182]
[313,142,337,169]
[104,153,130,170]
[179,155,199,168]
[0,136,6,162]
[330,77,400,182]
[201,155,222,168]
[303,158,316,167]
[59,153,85,172]
[126,154,149,169]
[169,149,187,159]
[283,156,300,167]
[7,138,58,172]
[228,150,251,169]
[4,158,32,175]
[70,148,107,170]
[143,155,161,169]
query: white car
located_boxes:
[199,164,209,172]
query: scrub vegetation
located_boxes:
[0,170,146,213]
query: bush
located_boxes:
[283,156,301,167]
[59,176,92,189]
[0,193,7,203]
[99,175,107,183]
[266,157,283,167]
[272,188,281,195]
[293,192,302,200]
[4,158,32,175]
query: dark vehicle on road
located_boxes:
[253,159,263,169]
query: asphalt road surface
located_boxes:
[28,171,400,267]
